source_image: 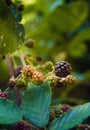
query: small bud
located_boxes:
[36,56,42,62]
[61,105,70,113]
[8,77,16,88]
[43,61,54,71]
[65,75,77,85]
[17,3,24,12]
[25,39,35,48]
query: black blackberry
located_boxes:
[14,122,30,130]
[54,61,72,77]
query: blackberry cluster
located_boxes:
[54,61,72,77]
[14,122,30,130]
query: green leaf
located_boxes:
[21,82,52,128]
[0,98,22,124]
[10,3,22,22]
[14,23,25,43]
[48,103,90,130]
[0,0,25,55]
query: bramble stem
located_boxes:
[6,54,15,77]
[18,50,26,66]
[22,120,40,130]
[13,86,21,107]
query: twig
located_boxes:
[6,54,15,77]
[18,50,26,66]
[22,120,40,130]
[13,86,21,107]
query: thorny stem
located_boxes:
[22,120,40,130]
[6,54,21,107]
[6,54,15,77]
[13,86,21,107]
[4,87,10,92]
[12,56,17,69]
[18,50,26,66]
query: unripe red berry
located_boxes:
[22,65,34,78]
[14,122,30,130]
[32,71,44,85]
[0,92,8,100]
[61,105,70,113]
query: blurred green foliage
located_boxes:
[22,0,89,60]
[21,0,90,102]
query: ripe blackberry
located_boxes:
[0,92,8,100]
[54,61,72,77]
[14,122,30,130]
